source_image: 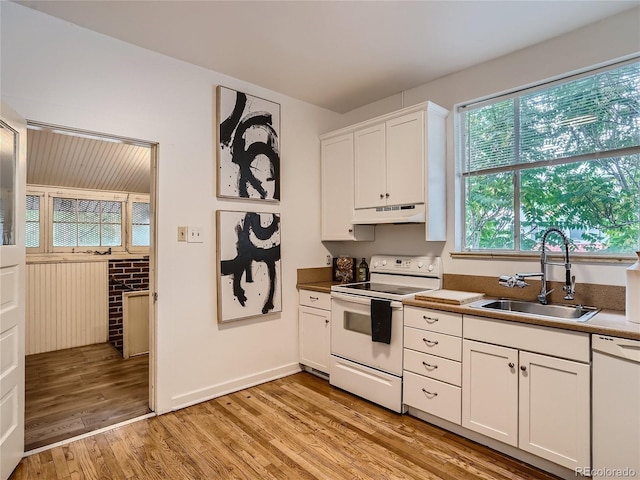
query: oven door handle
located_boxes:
[330,292,404,310]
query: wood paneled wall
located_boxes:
[25,262,108,355]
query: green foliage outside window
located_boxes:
[461,61,640,254]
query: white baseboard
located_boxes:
[170,363,302,411]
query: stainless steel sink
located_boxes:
[470,299,600,322]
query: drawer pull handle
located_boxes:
[423,338,439,345]
[423,315,439,323]
[422,388,438,397]
[422,361,438,369]
[508,362,515,368]
[310,296,319,301]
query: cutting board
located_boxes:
[415,289,485,305]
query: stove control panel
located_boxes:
[370,255,441,277]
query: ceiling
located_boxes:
[27,127,151,194]
[16,0,639,114]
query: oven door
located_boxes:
[330,292,404,376]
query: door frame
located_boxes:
[24,121,159,412]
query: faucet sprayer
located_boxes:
[499,227,575,305]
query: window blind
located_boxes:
[462,61,640,175]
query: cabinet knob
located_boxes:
[508,362,515,368]
[348,228,353,233]
[379,194,384,199]
[385,193,390,198]
[422,388,438,397]
[325,319,329,324]
[520,365,527,372]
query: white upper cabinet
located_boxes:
[354,112,425,209]
[354,123,386,209]
[385,111,425,207]
[320,101,448,242]
[321,133,374,241]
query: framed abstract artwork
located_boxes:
[216,210,282,323]
[216,86,281,201]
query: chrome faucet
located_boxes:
[498,227,575,305]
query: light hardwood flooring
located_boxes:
[24,343,150,451]
[13,372,560,479]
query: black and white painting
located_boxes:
[217,86,280,201]
[216,210,282,323]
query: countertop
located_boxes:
[404,297,640,341]
[296,269,640,341]
[296,281,335,293]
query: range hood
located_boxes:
[352,203,425,224]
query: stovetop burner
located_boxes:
[338,282,431,296]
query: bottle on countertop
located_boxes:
[357,257,369,282]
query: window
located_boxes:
[53,197,122,248]
[26,186,149,255]
[459,60,640,254]
[0,122,16,245]
[26,194,41,248]
[129,195,150,251]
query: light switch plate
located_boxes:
[187,226,203,243]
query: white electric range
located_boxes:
[329,255,442,412]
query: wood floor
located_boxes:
[12,372,560,480]
[24,343,150,451]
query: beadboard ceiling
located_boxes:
[27,128,151,194]
[16,0,639,113]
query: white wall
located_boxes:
[328,8,640,287]
[1,2,340,413]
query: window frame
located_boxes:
[456,57,640,256]
[27,185,150,256]
[127,194,151,254]
[25,189,46,254]
[49,190,128,253]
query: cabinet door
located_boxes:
[321,134,373,241]
[354,123,386,209]
[299,305,330,374]
[462,340,518,446]
[386,111,424,206]
[519,351,590,471]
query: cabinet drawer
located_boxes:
[404,349,461,386]
[404,306,462,336]
[403,371,461,424]
[404,327,462,361]
[299,290,331,310]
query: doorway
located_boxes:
[22,123,157,451]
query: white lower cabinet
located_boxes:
[462,340,518,446]
[298,290,330,374]
[462,316,591,472]
[518,351,590,469]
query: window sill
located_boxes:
[27,251,149,264]
[450,250,636,264]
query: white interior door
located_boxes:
[0,103,26,479]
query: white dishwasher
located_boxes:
[592,334,640,479]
